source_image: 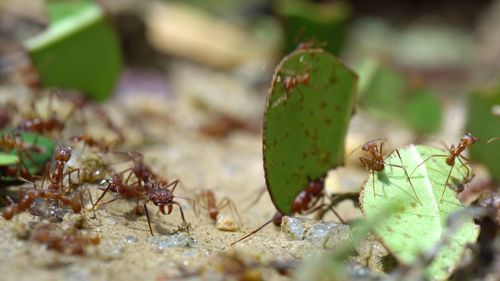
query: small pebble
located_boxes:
[65,267,90,281]
[306,221,350,249]
[215,213,239,231]
[281,217,306,240]
[147,233,196,251]
[125,235,139,244]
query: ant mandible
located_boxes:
[143,179,191,236]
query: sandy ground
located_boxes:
[0,86,367,281]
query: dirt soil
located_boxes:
[0,86,365,281]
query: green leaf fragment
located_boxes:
[274,0,349,55]
[264,49,357,214]
[360,145,479,280]
[0,132,55,178]
[24,1,122,101]
[0,153,19,166]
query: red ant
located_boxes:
[411,133,479,202]
[65,94,125,144]
[2,181,83,220]
[0,102,17,130]
[16,93,75,135]
[358,139,421,204]
[95,153,192,236]
[199,190,241,223]
[31,225,100,256]
[272,58,311,108]
[143,179,191,235]
[231,176,344,246]
[93,172,146,215]
[42,146,78,193]
[281,70,310,92]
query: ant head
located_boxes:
[463,133,480,146]
[55,146,72,162]
[150,188,173,207]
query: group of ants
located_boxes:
[0,92,495,256]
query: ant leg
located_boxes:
[121,168,133,184]
[323,194,347,224]
[167,180,179,192]
[390,149,422,205]
[40,162,50,190]
[85,188,96,218]
[172,201,190,236]
[440,163,456,202]
[230,218,274,246]
[219,197,243,226]
[243,186,266,211]
[360,156,378,197]
[93,182,113,207]
[457,156,471,180]
[410,154,448,176]
[143,201,154,236]
[175,195,197,217]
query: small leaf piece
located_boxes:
[0,153,19,166]
[24,1,122,101]
[0,132,55,179]
[360,145,479,280]
[264,49,357,214]
[274,0,349,55]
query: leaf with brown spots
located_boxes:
[263,48,357,214]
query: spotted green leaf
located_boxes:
[360,145,479,280]
[264,49,357,214]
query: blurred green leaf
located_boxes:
[264,49,357,214]
[47,0,93,22]
[466,87,500,182]
[25,1,122,101]
[0,131,55,179]
[360,145,479,280]
[274,0,349,55]
[0,153,19,166]
[357,59,442,134]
